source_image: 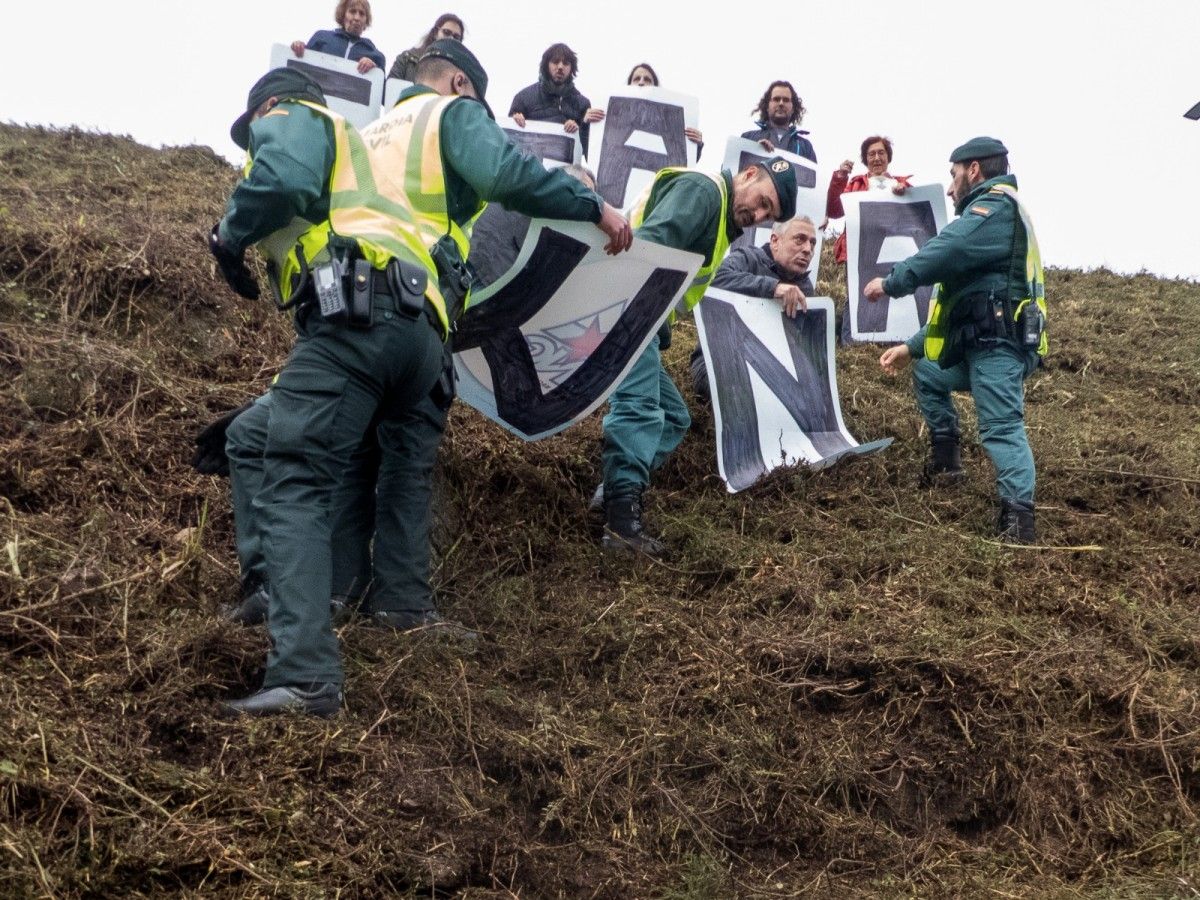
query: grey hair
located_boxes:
[772,215,814,236]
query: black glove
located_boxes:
[209,224,260,300]
[191,402,255,476]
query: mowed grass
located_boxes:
[1,123,1198,898]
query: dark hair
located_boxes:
[860,135,893,165]
[973,154,1010,179]
[540,43,579,79]
[335,0,372,28]
[753,80,805,125]
[626,62,659,86]
[415,55,456,82]
[421,13,464,49]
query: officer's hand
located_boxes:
[583,107,605,123]
[209,224,260,300]
[290,41,306,56]
[191,401,254,476]
[511,113,526,127]
[879,344,912,377]
[563,119,579,134]
[757,138,775,152]
[356,57,377,74]
[774,283,807,318]
[863,277,887,301]
[597,203,633,255]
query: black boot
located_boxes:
[602,489,665,557]
[997,499,1037,544]
[222,683,343,718]
[368,609,479,642]
[923,430,965,485]
[224,583,270,626]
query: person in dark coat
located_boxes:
[388,13,464,82]
[291,0,385,73]
[741,80,816,163]
[508,43,603,156]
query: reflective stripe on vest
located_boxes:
[924,184,1047,361]
[629,168,731,311]
[244,113,335,306]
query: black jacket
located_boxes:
[508,81,593,155]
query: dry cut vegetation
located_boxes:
[1,123,1199,897]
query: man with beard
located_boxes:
[867,137,1047,544]
[508,42,604,156]
[596,159,798,557]
[741,80,817,163]
[688,216,818,400]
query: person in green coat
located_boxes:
[866,136,1046,543]
[599,160,797,557]
[214,45,631,718]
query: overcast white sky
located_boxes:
[4,1,1198,279]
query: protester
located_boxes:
[868,137,1047,543]
[214,45,631,717]
[509,43,604,156]
[290,0,385,74]
[686,216,818,400]
[741,80,816,162]
[826,135,912,264]
[626,63,703,151]
[596,159,798,557]
[388,13,464,82]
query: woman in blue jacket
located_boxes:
[291,0,385,74]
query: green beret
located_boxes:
[757,156,798,222]
[231,68,326,150]
[949,136,1008,163]
[420,39,494,119]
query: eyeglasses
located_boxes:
[438,27,462,40]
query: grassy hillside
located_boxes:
[1,123,1198,898]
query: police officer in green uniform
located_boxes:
[215,45,631,717]
[599,159,798,556]
[866,137,1047,543]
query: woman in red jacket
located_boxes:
[827,135,912,263]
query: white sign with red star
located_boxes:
[453,220,702,441]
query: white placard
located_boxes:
[499,117,583,170]
[695,289,891,492]
[843,184,949,343]
[590,87,700,209]
[383,77,413,109]
[454,220,702,442]
[269,43,383,129]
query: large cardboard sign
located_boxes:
[270,44,383,129]
[454,221,702,441]
[590,87,699,209]
[695,290,892,493]
[383,77,413,109]
[500,118,583,169]
[843,184,948,343]
[721,137,826,285]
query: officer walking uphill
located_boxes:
[865,137,1047,543]
[212,45,631,718]
[598,158,798,557]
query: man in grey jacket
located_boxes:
[691,215,817,398]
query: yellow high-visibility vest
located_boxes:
[629,168,731,311]
[925,184,1047,361]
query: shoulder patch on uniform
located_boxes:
[969,205,992,217]
[263,109,291,119]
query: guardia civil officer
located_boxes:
[865,137,1047,543]
[597,158,798,557]
[214,46,631,717]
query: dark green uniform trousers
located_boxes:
[257,301,443,689]
[601,332,691,497]
[912,343,1039,502]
